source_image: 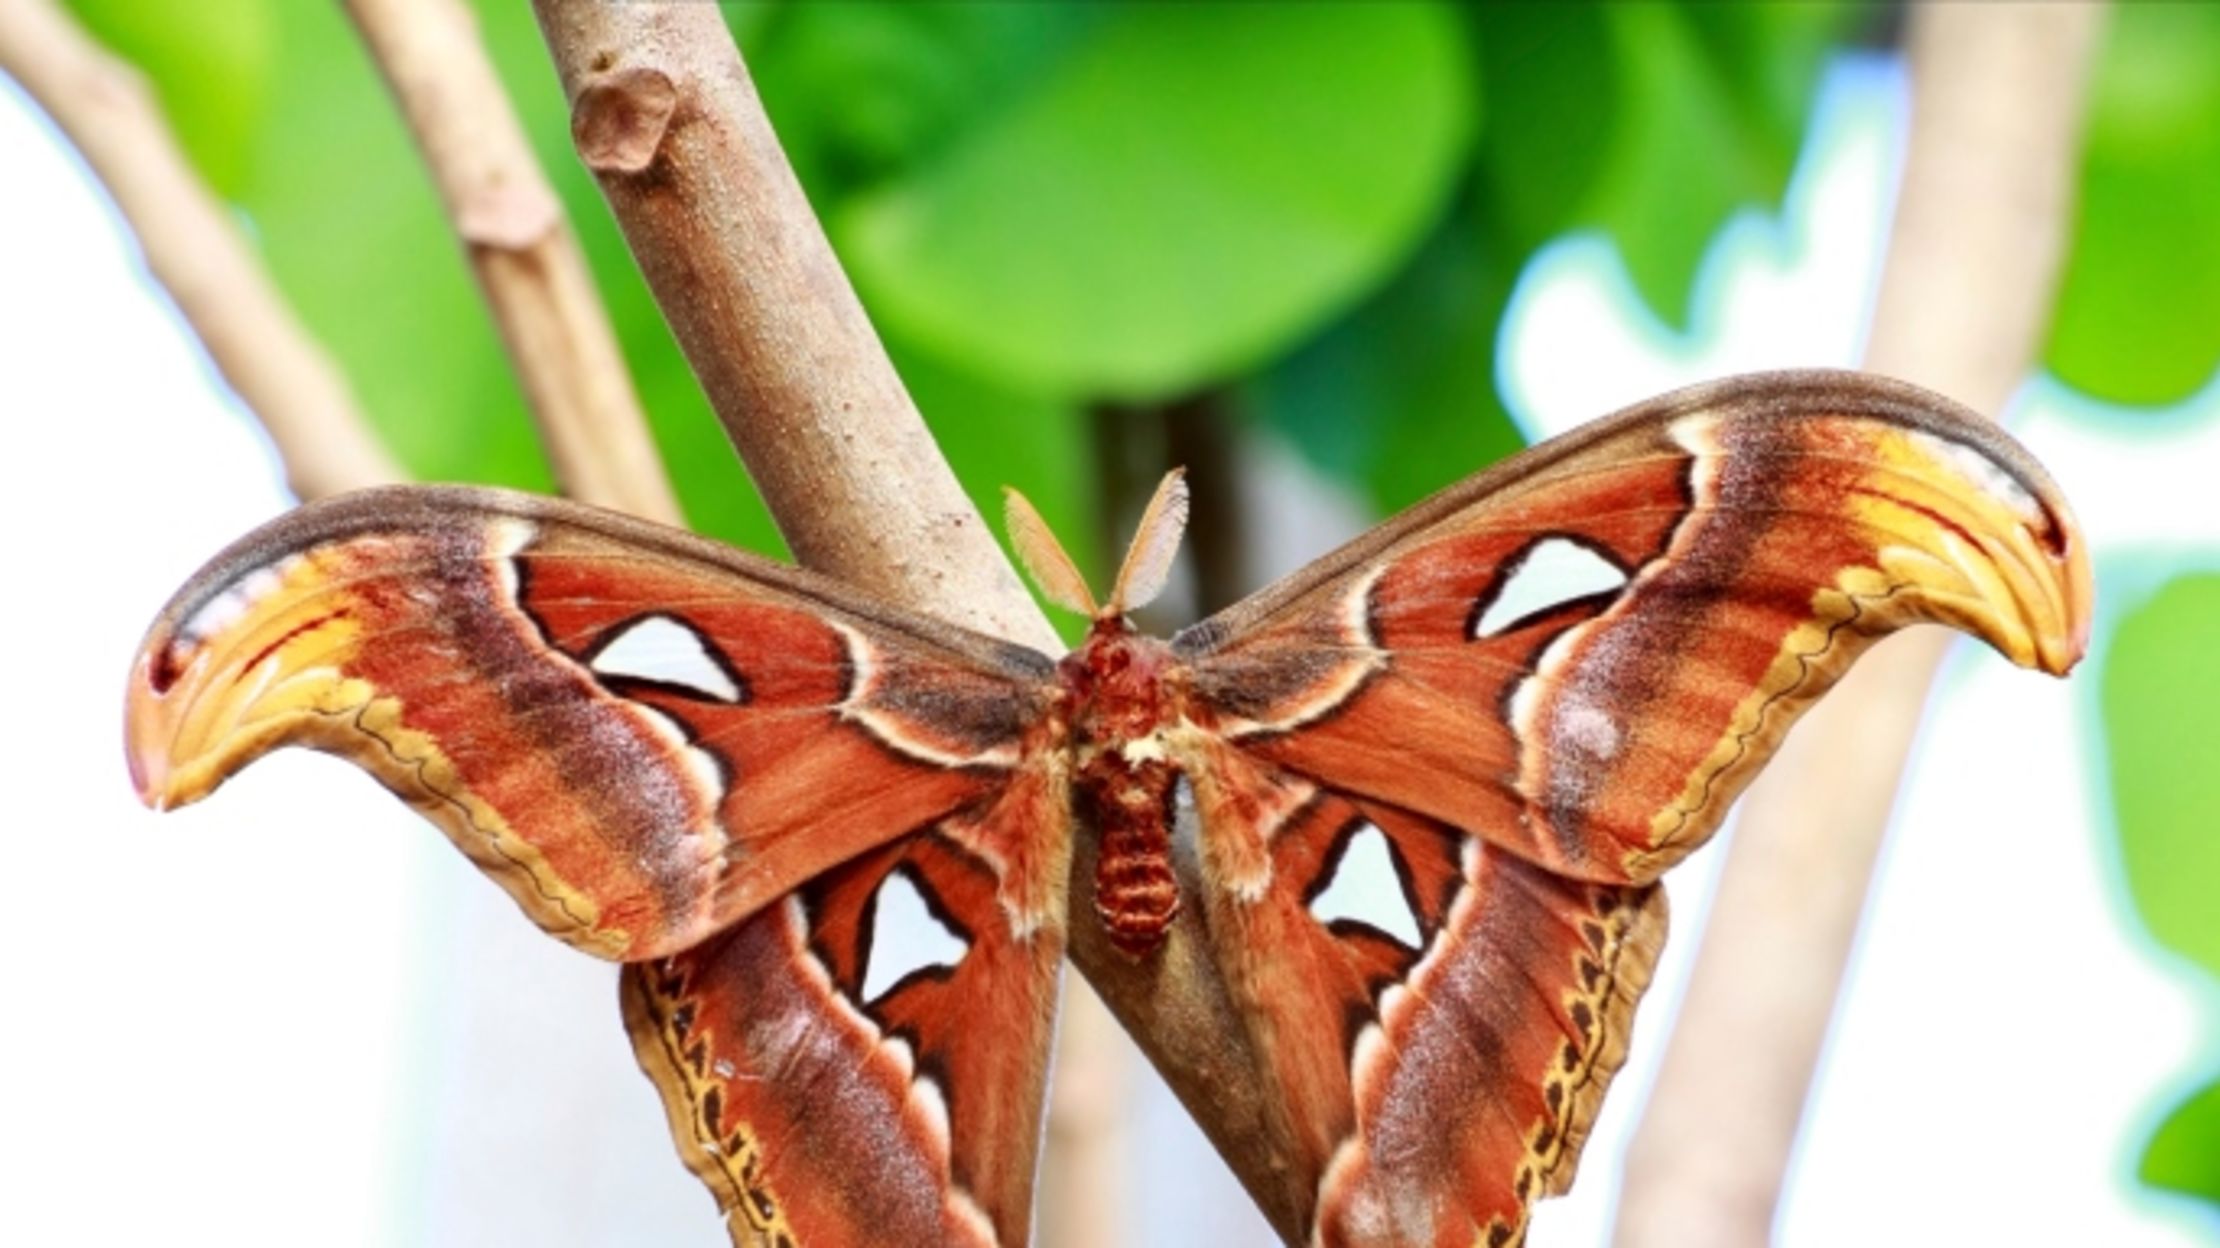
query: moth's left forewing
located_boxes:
[1168,370,2090,1245]
[1178,371,2091,886]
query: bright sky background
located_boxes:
[4,50,2216,1248]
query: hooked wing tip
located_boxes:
[124,648,181,810]
[2049,494,2096,676]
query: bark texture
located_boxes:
[530,4,1306,1240]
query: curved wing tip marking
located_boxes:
[907,1065,955,1157]
[490,515,535,595]
[832,623,1025,770]
[948,1188,1003,1248]
[630,702,732,833]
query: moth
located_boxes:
[126,371,2089,1247]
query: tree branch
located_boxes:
[1614,6,2106,1245]
[343,0,679,524]
[0,0,401,500]
[529,1,1042,643]
[528,4,1307,1240]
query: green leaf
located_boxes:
[1250,187,1525,512]
[2142,1075,2220,1208]
[1591,3,1846,323]
[1469,2,1856,325]
[2047,2,2220,405]
[68,0,274,196]
[1678,2,1862,163]
[1584,5,1759,322]
[1255,1,1855,509]
[745,3,1100,202]
[834,1,1475,401]
[1466,3,1616,255]
[2102,573,2220,978]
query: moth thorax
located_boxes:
[1084,754,1181,958]
[1062,624,1176,739]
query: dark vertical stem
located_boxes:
[1091,389,1247,622]
[1161,393,1247,616]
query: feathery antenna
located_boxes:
[1003,468,1190,621]
[1108,468,1188,616]
[1003,487,1098,617]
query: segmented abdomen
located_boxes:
[1086,758,1180,957]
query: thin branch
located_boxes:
[530,1,1043,644]
[528,3,1308,1240]
[343,0,679,525]
[0,0,402,499]
[1614,6,2106,1245]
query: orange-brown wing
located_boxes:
[125,485,1072,1245]
[1176,370,2090,888]
[1169,370,2092,1243]
[627,818,1065,1248]
[1189,785,1662,1248]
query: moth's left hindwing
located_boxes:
[124,485,1070,1246]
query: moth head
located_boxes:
[1004,468,1188,626]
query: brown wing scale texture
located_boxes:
[123,371,2091,1247]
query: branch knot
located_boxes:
[572,66,678,176]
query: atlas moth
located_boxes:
[126,370,2090,1247]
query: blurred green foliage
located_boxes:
[2144,1077,2220,1208]
[70,0,272,195]
[1257,1,1855,508]
[2106,574,2220,978]
[64,0,1862,550]
[2103,574,2220,1212]
[2048,2,2220,406]
[2060,2,2220,1219]
[834,3,1473,400]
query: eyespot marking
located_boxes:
[1471,537,1629,639]
[1309,820,1423,951]
[587,614,745,702]
[860,867,969,1004]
